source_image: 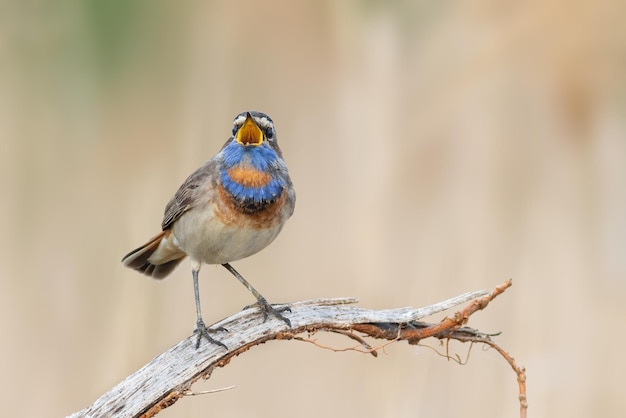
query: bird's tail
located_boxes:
[122,231,186,279]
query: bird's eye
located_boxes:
[232,125,238,136]
[266,126,275,140]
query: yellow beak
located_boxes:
[236,112,263,146]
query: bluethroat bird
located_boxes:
[122,111,295,349]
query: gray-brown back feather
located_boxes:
[161,159,218,231]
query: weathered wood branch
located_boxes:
[69,280,525,418]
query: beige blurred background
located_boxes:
[1,1,625,417]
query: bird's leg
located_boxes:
[192,266,227,349]
[221,263,291,327]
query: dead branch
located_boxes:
[68,279,525,418]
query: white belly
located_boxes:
[171,206,285,265]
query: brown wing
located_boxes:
[161,159,217,231]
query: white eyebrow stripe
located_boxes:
[231,113,275,136]
[233,115,247,126]
[255,117,274,130]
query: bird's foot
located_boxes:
[194,319,227,350]
[245,298,291,327]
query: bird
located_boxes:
[121,111,295,349]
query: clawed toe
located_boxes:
[244,299,291,327]
[194,320,227,349]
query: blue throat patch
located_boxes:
[220,142,284,203]
[222,141,278,171]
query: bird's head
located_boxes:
[231,111,277,148]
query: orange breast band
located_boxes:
[226,166,272,188]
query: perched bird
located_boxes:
[122,111,295,348]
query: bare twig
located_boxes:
[69,281,524,418]
[453,332,528,418]
[183,385,236,396]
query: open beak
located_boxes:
[236,112,263,146]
